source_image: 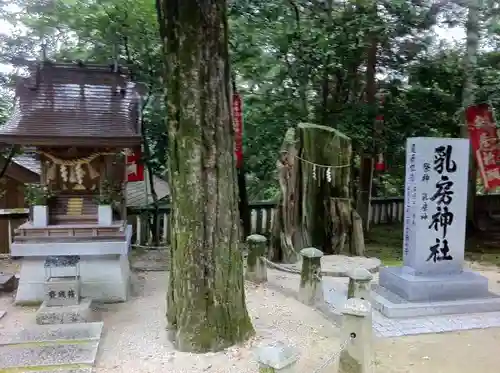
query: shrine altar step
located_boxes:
[0,322,103,372]
[14,221,127,244]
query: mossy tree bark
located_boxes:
[270,123,364,261]
[158,0,254,352]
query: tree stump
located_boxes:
[270,123,365,262]
[246,234,268,283]
[298,247,324,305]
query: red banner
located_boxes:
[232,93,243,168]
[466,104,500,190]
[127,148,144,182]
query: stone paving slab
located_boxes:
[0,322,104,346]
[267,269,500,338]
[0,341,99,369]
[270,255,381,277]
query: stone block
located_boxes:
[256,341,299,373]
[379,266,489,302]
[45,276,80,306]
[0,341,99,370]
[36,298,95,325]
[0,322,103,346]
[0,273,17,292]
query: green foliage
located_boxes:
[0,0,499,199]
[95,179,121,206]
[25,184,53,206]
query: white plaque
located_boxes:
[402,137,469,275]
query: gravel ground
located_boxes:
[1,258,500,372]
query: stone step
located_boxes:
[0,322,103,346]
[17,368,92,373]
[36,298,94,325]
[0,341,99,370]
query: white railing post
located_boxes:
[162,212,168,243]
[135,215,141,245]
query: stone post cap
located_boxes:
[246,234,268,243]
[343,298,371,317]
[255,341,299,369]
[299,247,323,258]
[347,267,373,281]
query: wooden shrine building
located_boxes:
[0,61,142,304]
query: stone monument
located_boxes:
[372,137,500,317]
[36,255,94,324]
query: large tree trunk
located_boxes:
[270,123,364,262]
[159,0,254,352]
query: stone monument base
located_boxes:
[374,265,500,318]
[371,284,500,318]
[379,266,490,302]
[36,298,95,325]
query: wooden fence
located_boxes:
[6,194,500,250]
[129,197,407,246]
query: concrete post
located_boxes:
[298,247,324,305]
[246,234,268,283]
[347,268,373,301]
[256,341,299,373]
[338,298,373,373]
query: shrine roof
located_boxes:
[0,62,142,147]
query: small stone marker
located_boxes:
[256,341,299,373]
[298,247,324,306]
[246,234,268,283]
[0,273,17,293]
[338,298,373,373]
[44,256,81,307]
[347,268,373,301]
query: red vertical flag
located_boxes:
[232,93,243,168]
[466,104,500,190]
[127,147,145,182]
